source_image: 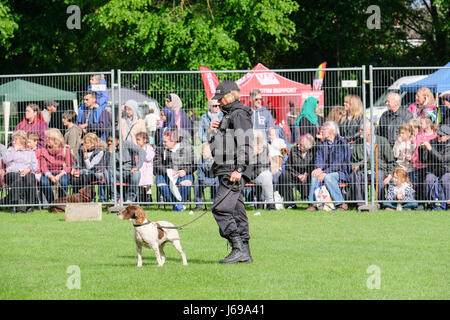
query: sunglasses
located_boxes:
[254,98,263,101]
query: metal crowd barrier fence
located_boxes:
[0,65,449,211]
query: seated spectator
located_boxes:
[307,121,351,211]
[338,94,364,143]
[107,132,146,203]
[78,91,112,142]
[144,102,161,146]
[287,101,299,144]
[267,127,290,181]
[1,130,38,213]
[120,99,146,145]
[385,168,418,211]
[62,110,83,165]
[199,99,223,144]
[418,124,450,210]
[166,93,192,142]
[250,130,275,210]
[15,103,49,149]
[411,115,438,202]
[194,142,218,211]
[376,92,413,147]
[71,133,108,201]
[296,97,324,142]
[77,74,109,124]
[26,133,43,182]
[408,87,437,120]
[350,119,395,209]
[135,132,155,203]
[39,129,72,204]
[278,133,316,209]
[392,123,416,182]
[153,128,195,211]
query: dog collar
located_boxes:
[133,220,152,228]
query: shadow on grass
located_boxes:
[115,255,217,265]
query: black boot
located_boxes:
[241,241,253,263]
[220,236,247,264]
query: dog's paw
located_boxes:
[137,263,142,268]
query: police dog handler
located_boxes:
[208,81,254,264]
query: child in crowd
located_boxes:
[27,133,42,182]
[144,103,160,146]
[62,110,83,165]
[135,132,155,203]
[385,168,417,211]
[408,118,421,139]
[393,123,416,182]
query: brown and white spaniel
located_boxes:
[118,205,188,267]
[48,186,96,212]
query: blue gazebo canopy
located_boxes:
[400,62,450,94]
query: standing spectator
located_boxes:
[411,115,438,202]
[418,124,450,209]
[120,99,146,145]
[384,168,417,211]
[278,133,316,209]
[326,106,346,123]
[166,93,192,142]
[250,88,275,141]
[153,128,195,211]
[108,132,146,203]
[188,108,200,145]
[376,92,413,147]
[77,74,109,124]
[15,103,49,149]
[71,132,107,201]
[39,129,72,204]
[392,123,416,181]
[41,100,61,129]
[296,97,324,141]
[199,99,223,143]
[2,130,38,213]
[287,101,299,144]
[338,94,364,143]
[135,131,155,203]
[78,91,112,142]
[408,87,437,120]
[350,119,395,209]
[144,102,160,146]
[307,121,351,211]
[156,97,176,146]
[440,93,450,125]
[62,110,83,165]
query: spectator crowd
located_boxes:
[1,75,450,213]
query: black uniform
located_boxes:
[208,100,254,243]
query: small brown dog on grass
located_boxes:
[118,205,188,267]
[48,186,96,213]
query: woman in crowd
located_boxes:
[408,87,437,120]
[2,130,38,213]
[120,99,146,145]
[296,97,324,141]
[338,94,364,143]
[39,128,72,204]
[15,103,49,149]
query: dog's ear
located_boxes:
[134,206,146,225]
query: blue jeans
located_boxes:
[308,172,345,205]
[40,173,71,203]
[384,202,418,210]
[156,174,194,203]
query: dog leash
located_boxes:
[156,180,238,231]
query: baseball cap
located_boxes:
[212,81,240,100]
[436,125,450,136]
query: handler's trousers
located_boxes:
[212,175,250,242]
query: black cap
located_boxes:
[212,81,240,100]
[437,125,450,136]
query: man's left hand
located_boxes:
[230,171,242,182]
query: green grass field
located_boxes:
[0,206,448,300]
